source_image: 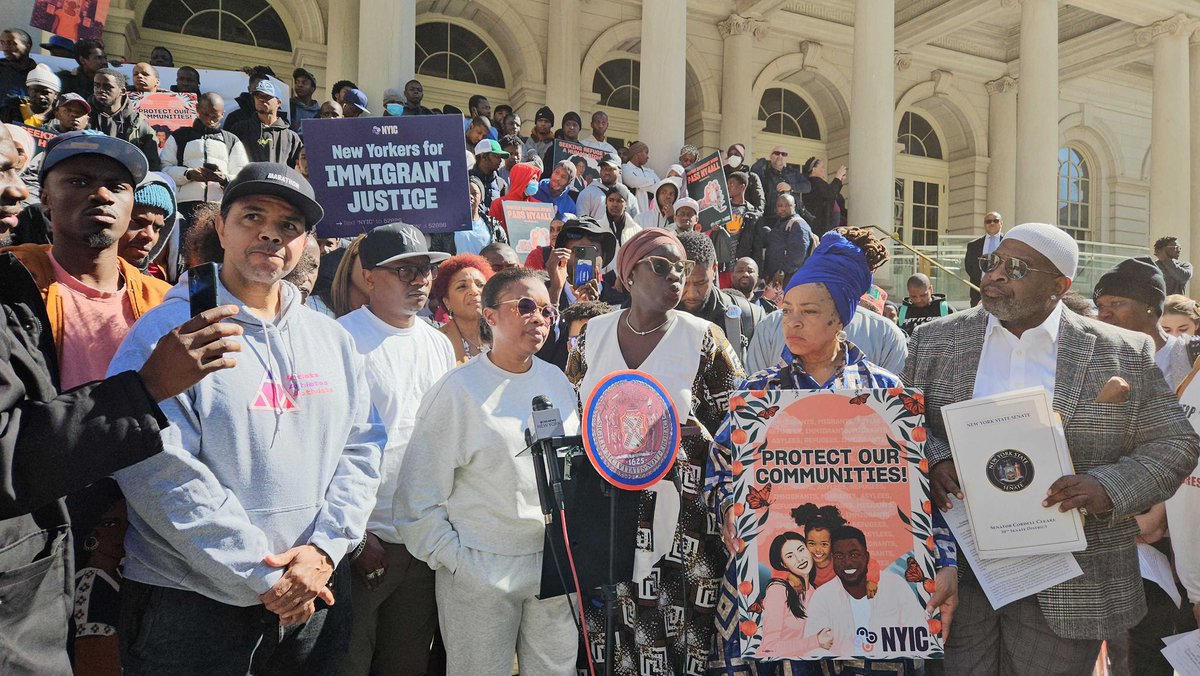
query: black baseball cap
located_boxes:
[360,222,450,269]
[40,130,148,184]
[221,162,324,230]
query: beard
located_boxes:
[980,284,1047,323]
[86,231,117,249]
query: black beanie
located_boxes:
[563,111,582,127]
[1093,256,1166,316]
[535,105,555,124]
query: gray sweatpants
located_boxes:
[435,546,576,676]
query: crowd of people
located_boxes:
[1,27,1200,676]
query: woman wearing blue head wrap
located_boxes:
[705,227,961,674]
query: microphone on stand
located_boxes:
[525,395,565,523]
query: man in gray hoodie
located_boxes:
[108,162,384,675]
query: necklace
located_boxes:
[451,315,484,355]
[624,310,673,336]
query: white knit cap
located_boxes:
[1003,222,1079,279]
[26,63,60,92]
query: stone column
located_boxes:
[718,13,767,154]
[1191,33,1200,269]
[1014,0,1058,224]
[356,0,415,114]
[638,0,688,176]
[546,0,581,117]
[849,0,895,285]
[985,75,1018,228]
[1137,15,1194,260]
[325,0,361,93]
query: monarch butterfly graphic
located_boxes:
[849,393,870,405]
[903,555,927,584]
[899,393,925,416]
[747,599,765,614]
[758,406,780,420]
[747,484,772,509]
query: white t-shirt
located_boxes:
[850,595,873,652]
[338,307,456,544]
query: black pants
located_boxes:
[119,561,352,676]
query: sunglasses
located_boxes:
[978,253,1060,281]
[984,218,1000,224]
[771,151,788,157]
[378,262,440,283]
[640,255,696,278]
[496,297,560,324]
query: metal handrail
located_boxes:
[869,226,980,293]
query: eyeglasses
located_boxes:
[496,297,559,324]
[640,255,696,278]
[771,151,789,157]
[377,262,440,283]
[984,218,1000,224]
[978,253,1060,281]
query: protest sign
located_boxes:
[15,123,59,155]
[130,92,197,150]
[685,151,731,231]
[31,0,110,42]
[552,139,612,192]
[503,201,557,259]
[302,115,470,237]
[727,388,941,661]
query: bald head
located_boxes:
[731,256,760,296]
[196,92,225,128]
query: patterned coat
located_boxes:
[903,305,1199,639]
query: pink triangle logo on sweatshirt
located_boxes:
[249,373,301,412]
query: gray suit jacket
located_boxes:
[904,306,1199,639]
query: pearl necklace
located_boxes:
[624,310,674,336]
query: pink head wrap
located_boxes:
[615,228,685,291]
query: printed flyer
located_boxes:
[727,388,941,660]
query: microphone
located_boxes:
[526,395,565,523]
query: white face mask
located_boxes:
[726,155,743,168]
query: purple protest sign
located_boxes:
[301,115,470,237]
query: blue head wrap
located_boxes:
[783,230,873,327]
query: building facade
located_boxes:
[21,0,1196,290]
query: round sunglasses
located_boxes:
[978,253,1060,281]
[495,296,559,324]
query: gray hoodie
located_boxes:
[108,275,384,606]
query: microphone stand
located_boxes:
[603,481,617,676]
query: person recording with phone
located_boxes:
[106,162,385,675]
[545,215,626,308]
[397,266,579,675]
[565,227,745,674]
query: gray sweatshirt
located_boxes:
[108,275,384,606]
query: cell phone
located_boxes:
[570,246,599,287]
[188,262,219,317]
[202,162,219,172]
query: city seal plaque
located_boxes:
[582,370,679,491]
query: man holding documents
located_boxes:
[904,222,1199,674]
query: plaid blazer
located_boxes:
[903,306,1199,639]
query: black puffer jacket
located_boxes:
[0,253,167,674]
[89,97,163,171]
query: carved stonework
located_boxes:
[984,75,1018,96]
[718,13,769,40]
[894,50,912,72]
[932,69,954,96]
[1135,14,1197,47]
[799,40,822,71]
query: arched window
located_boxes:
[1057,146,1091,240]
[143,0,291,52]
[757,88,820,139]
[415,23,506,88]
[593,59,640,111]
[898,112,943,159]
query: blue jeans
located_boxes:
[119,562,352,676]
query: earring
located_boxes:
[1049,295,1057,301]
[627,279,634,287]
[836,330,848,343]
[83,536,99,552]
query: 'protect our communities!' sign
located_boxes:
[302,115,470,237]
[727,388,942,661]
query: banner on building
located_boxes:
[30,0,110,42]
[130,92,198,150]
[14,123,59,155]
[302,115,470,237]
[685,151,731,231]
[727,388,942,661]
[503,201,557,260]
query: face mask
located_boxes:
[726,155,743,168]
[524,182,538,197]
[385,103,404,116]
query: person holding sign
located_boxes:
[706,227,958,672]
[905,222,1200,674]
